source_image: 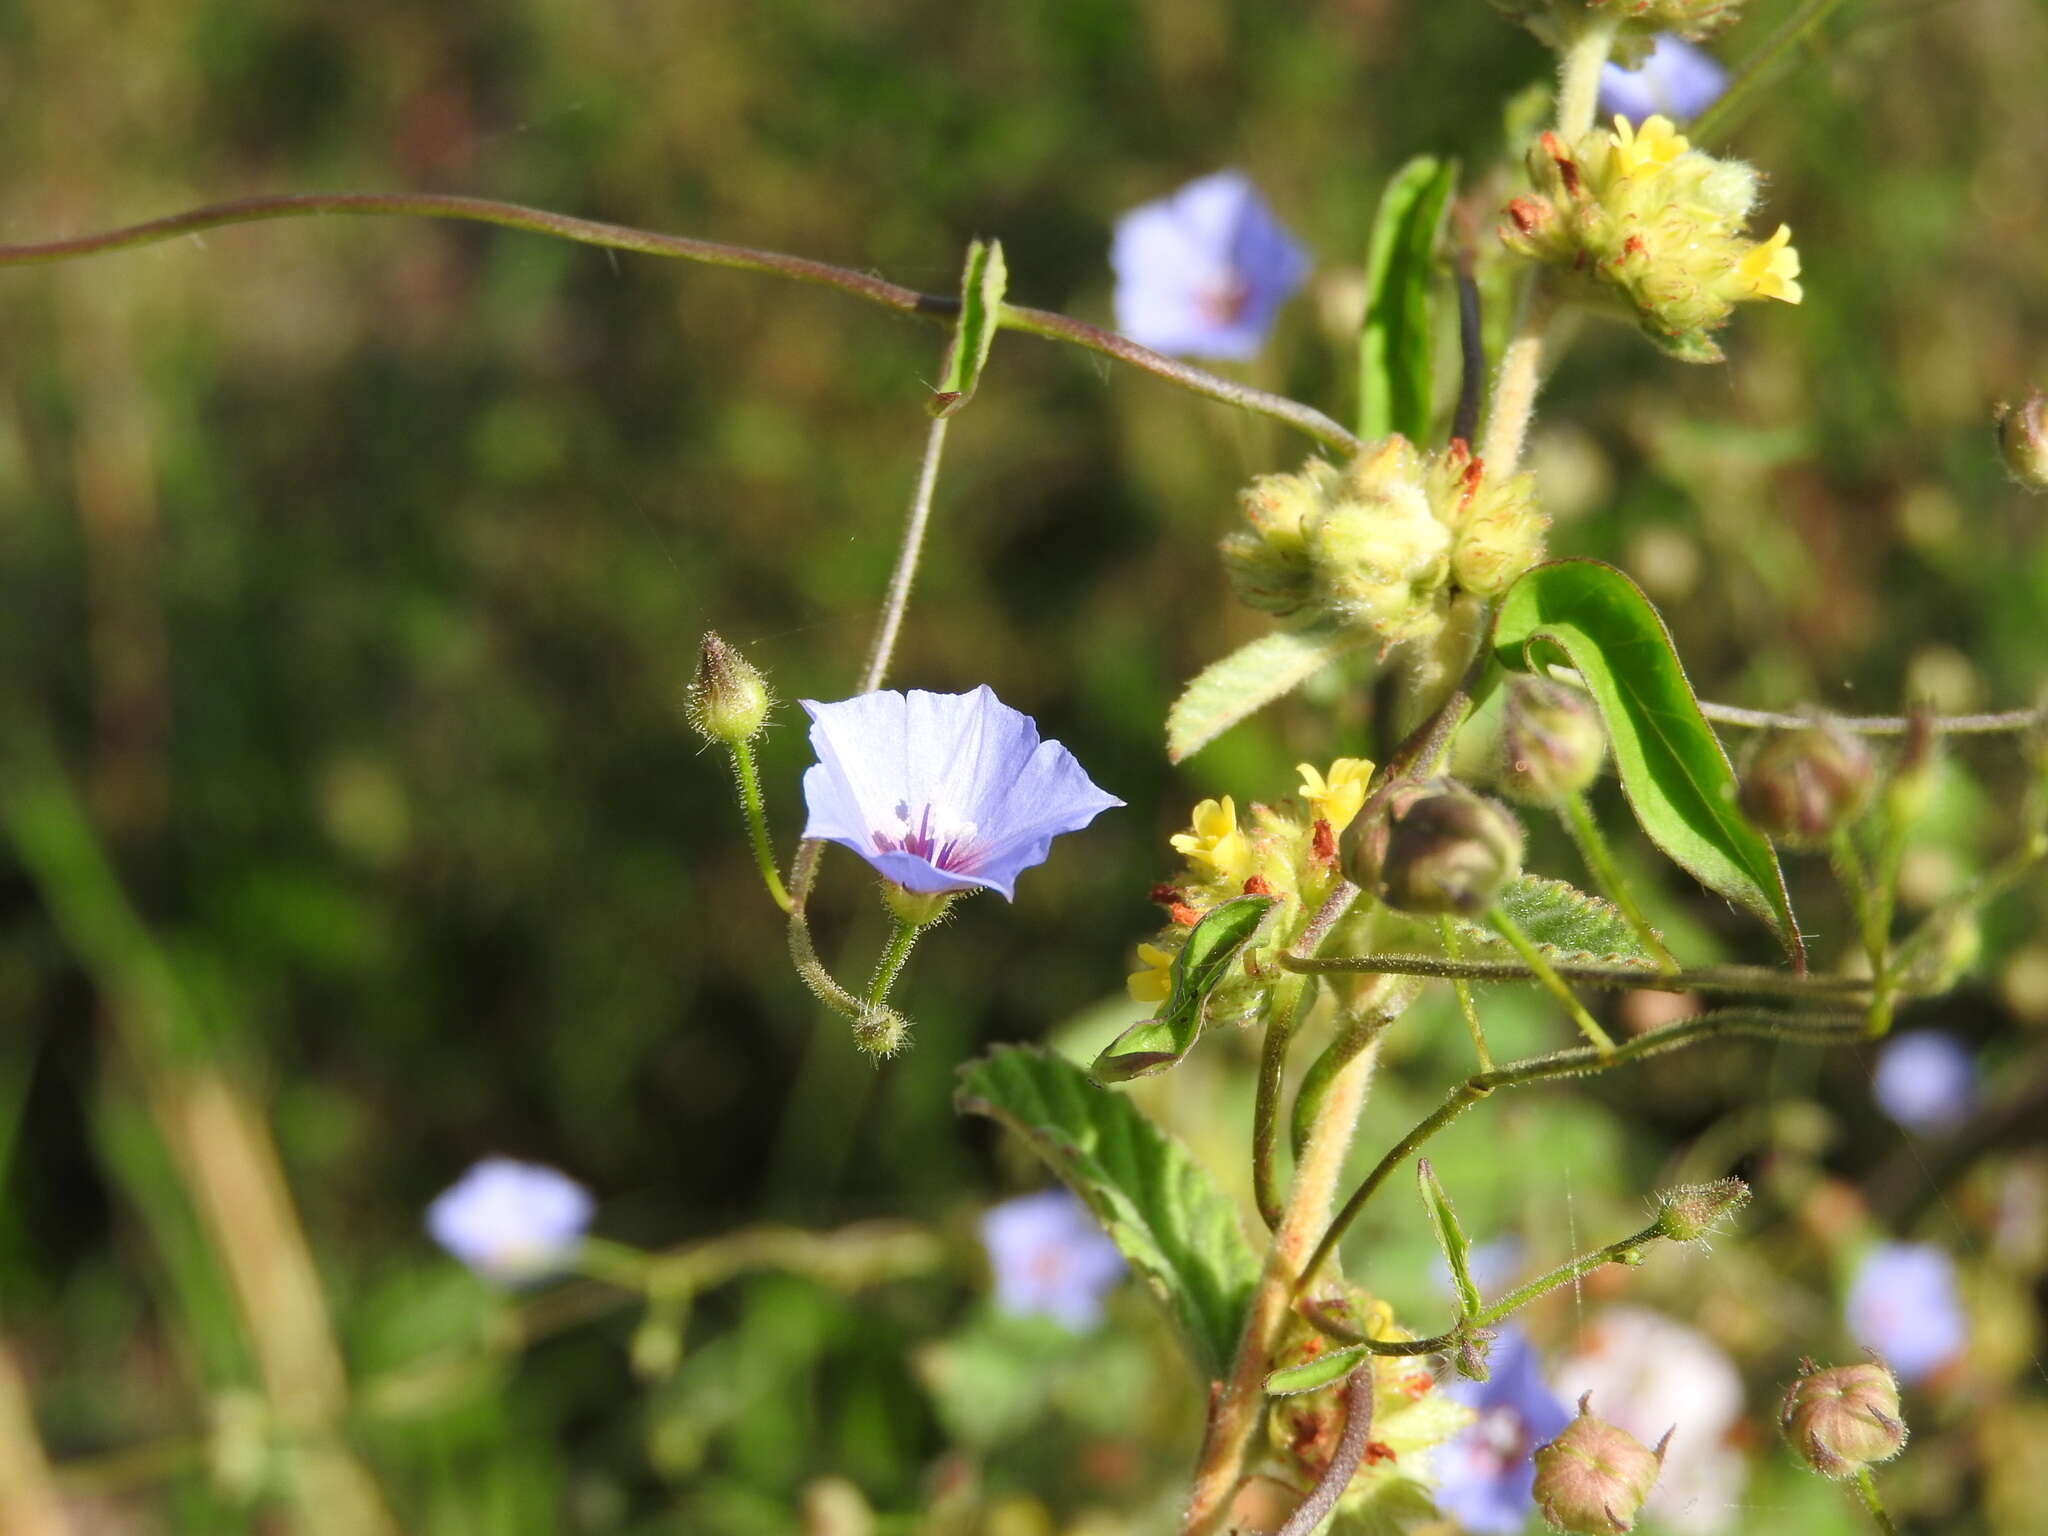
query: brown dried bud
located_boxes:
[1533,1394,1669,1533]
[1738,721,1874,848]
[1779,1359,1907,1480]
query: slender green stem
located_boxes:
[1297,1006,1864,1295]
[1474,1222,1662,1326]
[1691,0,1855,147]
[1489,906,1615,1054]
[867,916,924,1007]
[1562,792,1678,972]
[729,739,792,913]
[1850,1467,1900,1536]
[1254,974,1312,1232]
[0,192,1357,454]
[1698,700,2041,736]
[1438,916,1492,1071]
[858,414,950,696]
[1555,12,1623,143]
[1283,950,1869,1000]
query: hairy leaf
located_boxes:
[932,239,1006,417]
[1168,624,1371,763]
[1265,1342,1371,1397]
[1094,895,1275,1081]
[1492,561,1801,964]
[1358,156,1457,443]
[955,1045,1259,1380]
[1450,874,1659,968]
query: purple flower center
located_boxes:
[1195,275,1253,327]
[873,799,982,873]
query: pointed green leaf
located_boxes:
[1168,624,1372,764]
[931,239,1006,417]
[1450,874,1660,969]
[1265,1342,1371,1397]
[1418,1159,1480,1321]
[955,1045,1259,1380]
[1359,156,1458,442]
[1094,895,1275,1081]
[1492,560,1802,964]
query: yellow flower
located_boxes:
[1735,223,1803,304]
[1296,758,1374,834]
[1170,795,1253,885]
[1125,942,1176,1003]
[1608,114,1690,179]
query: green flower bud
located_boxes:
[1307,437,1453,643]
[687,631,772,746]
[1533,1393,1670,1534]
[1222,469,1323,620]
[1652,1176,1750,1246]
[1499,677,1608,804]
[1779,1360,1907,1480]
[1738,721,1875,847]
[878,883,957,928]
[1995,391,2048,493]
[1377,787,1524,916]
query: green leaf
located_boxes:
[955,1045,1259,1380]
[1094,895,1275,1081]
[1358,157,1457,443]
[1264,1342,1370,1397]
[1417,1159,1480,1322]
[931,239,1006,417]
[1492,560,1802,964]
[1168,624,1372,764]
[1450,874,1660,968]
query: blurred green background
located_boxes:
[2,0,2046,1531]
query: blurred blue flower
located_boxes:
[1111,171,1310,361]
[427,1158,593,1286]
[1435,1327,1574,1533]
[1598,35,1728,124]
[1846,1242,1967,1384]
[979,1188,1126,1330]
[800,687,1122,901]
[1872,1030,1978,1132]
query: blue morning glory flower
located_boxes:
[1434,1327,1574,1534]
[1599,35,1729,125]
[978,1188,1127,1331]
[427,1158,593,1286]
[1846,1242,1967,1384]
[1111,170,1310,362]
[799,686,1122,901]
[1871,1030,1978,1132]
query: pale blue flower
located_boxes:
[1846,1242,1966,1384]
[800,687,1121,900]
[1111,170,1310,361]
[1599,35,1728,124]
[1435,1328,1573,1534]
[427,1158,593,1285]
[979,1188,1126,1330]
[1872,1030,1977,1132]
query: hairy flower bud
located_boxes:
[1309,438,1453,642]
[1499,677,1608,804]
[1222,468,1324,619]
[688,631,772,745]
[1779,1360,1907,1479]
[1377,787,1524,915]
[1532,1393,1669,1533]
[1652,1176,1750,1246]
[1995,391,2048,493]
[1738,721,1875,847]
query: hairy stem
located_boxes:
[0,193,1357,454]
[1556,13,1623,143]
[729,739,792,913]
[1561,791,1678,972]
[1438,916,1492,1071]
[867,915,925,1006]
[1698,700,2041,736]
[1284,951,1866,1000]
[1489,906,1615,1054]
[1275,1366,1376,1536]
[1254,973,1313,1232]
[859,414,950,695]
[1478,281,1555,477]
[1850,1466,1901,1536]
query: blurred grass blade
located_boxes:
[1358,156,1457,443]
[955,1045,1259,1380]
[1168,624,1371,763]
[932,238,1006,417]
[1418,1159,1481,1321]
[1094,895,1274,1081]
[1492,560,1802,964]
[1450,874,1661,969]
